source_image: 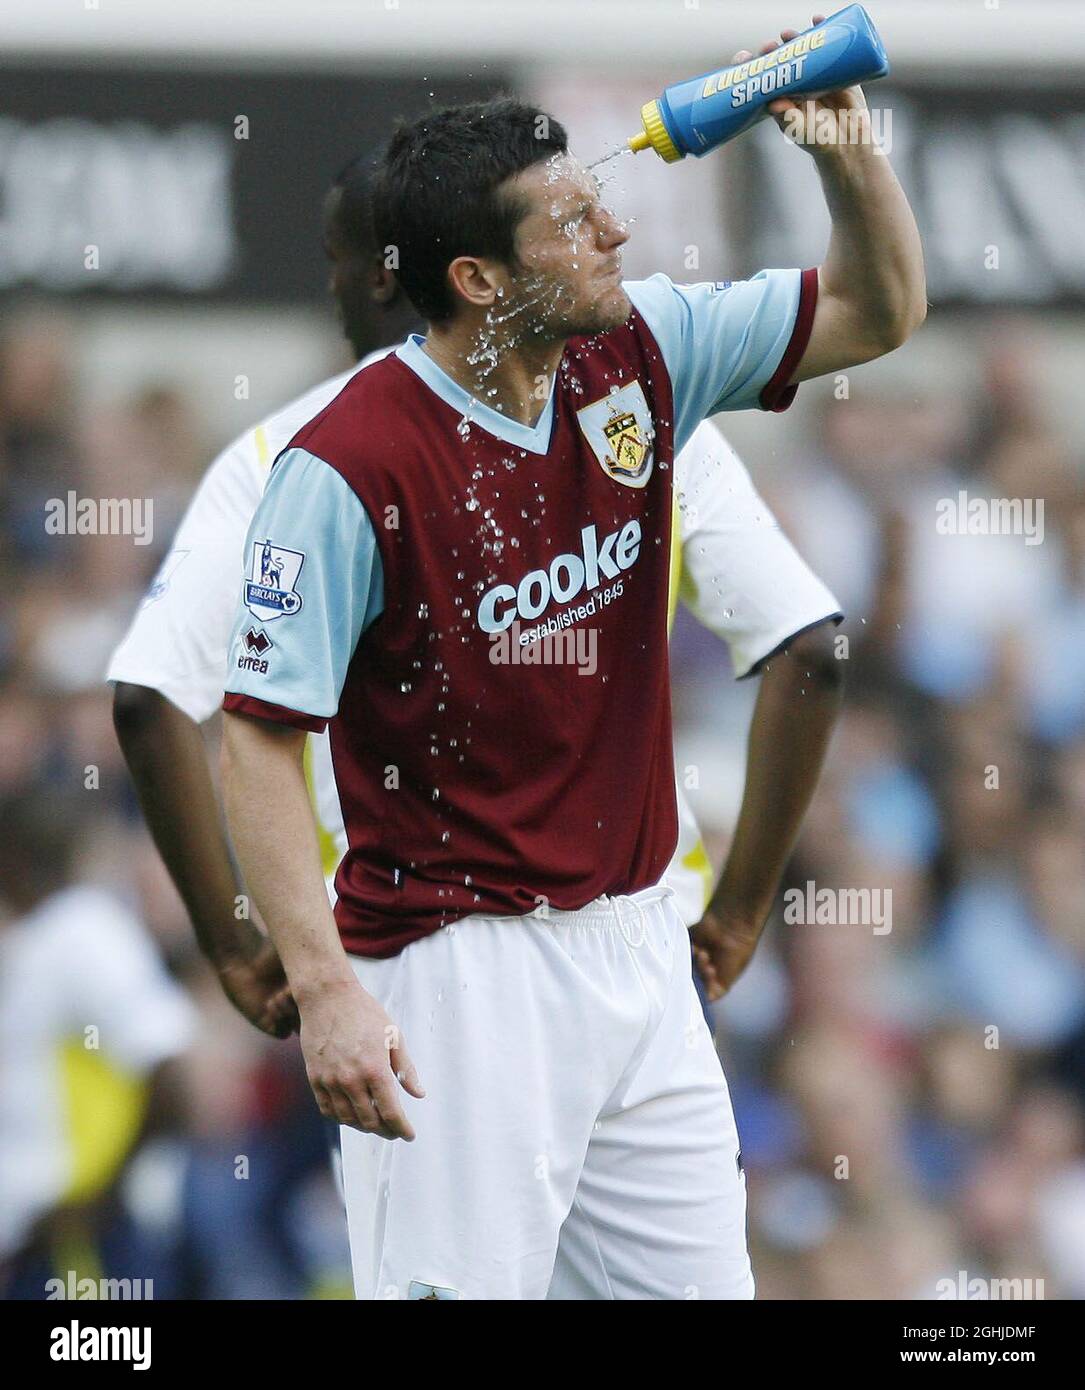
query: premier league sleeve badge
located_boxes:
[243,538,305,621]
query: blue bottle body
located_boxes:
[653,5,889,159]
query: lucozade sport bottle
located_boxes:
[627,5,889,162]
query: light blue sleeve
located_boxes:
[625,269,804,454]
[223,447,383,728]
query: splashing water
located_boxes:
[585,144,635,172]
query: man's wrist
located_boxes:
[200,917,264,970]
[704,892,769,939]
[292,969,360,1009]
[809,127,885,178]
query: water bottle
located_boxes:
[626,4,889,162]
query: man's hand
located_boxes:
[730,15,926,377]
[298,978,425,1141]
[217,932,299,1039]
[737,15,871,156]
[691,906,763,1002]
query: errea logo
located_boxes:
[477,520,641,633]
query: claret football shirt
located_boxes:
[223,268,818,956]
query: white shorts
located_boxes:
[340,883,754,1301]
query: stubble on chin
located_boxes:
[554,286,632,341]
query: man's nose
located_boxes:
[598,209,629,249]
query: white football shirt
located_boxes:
[664,424,842,923]
[107,360,370,880]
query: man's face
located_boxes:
[497,153,631,341]
[323,190,393,359]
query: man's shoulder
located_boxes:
[287,349,418,466]
[621,272,681,330]
[199,364,364,504]
[623,273,742,335]
[260,361,373,467]
[220,346,400,482]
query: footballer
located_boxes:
[112,24,921,1301]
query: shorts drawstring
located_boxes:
[535,883,672,948]
[612,895,649,949]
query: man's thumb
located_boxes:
[394,1051,426,1099]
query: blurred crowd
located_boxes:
[0,306,351,1299]
[677,322,1085,1299]
[1,301,1083,1299]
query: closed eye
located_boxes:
[561,202,592,233]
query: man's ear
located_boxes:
[446,255,499,313]
[370,259,399,306]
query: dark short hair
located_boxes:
[327,152,379,257]
[371,98,568,324]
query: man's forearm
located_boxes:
[221,712,421,1139]
[113,683,256,966]
[712,629,844,927]
[816,132,927,356]
[220,711,352,1003]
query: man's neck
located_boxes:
[421,324,565,428]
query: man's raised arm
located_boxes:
[761,17,927,378]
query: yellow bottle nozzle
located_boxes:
[627,100,684,163]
